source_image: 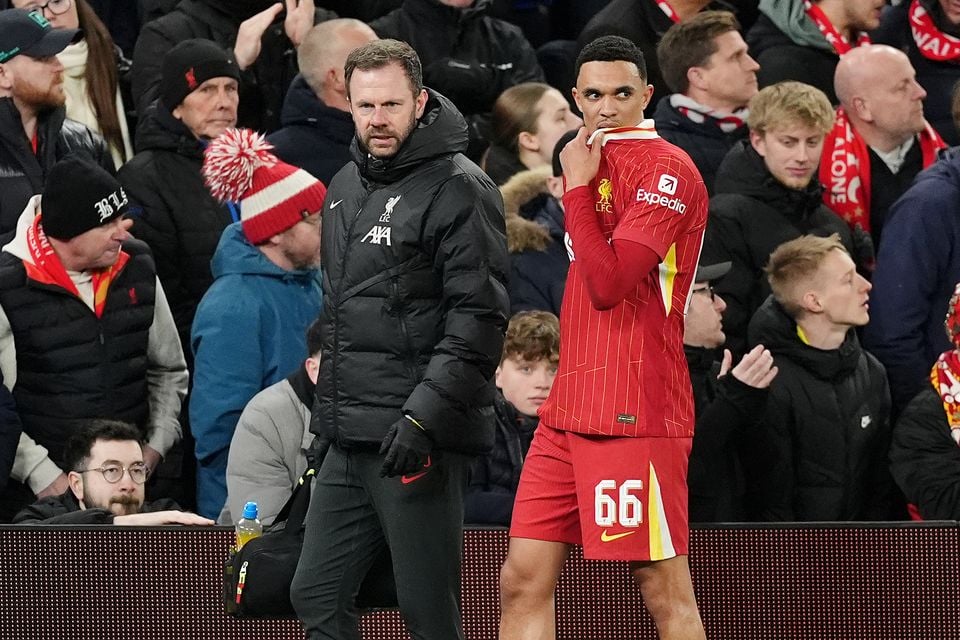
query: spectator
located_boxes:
[220,319,322,526]
[14,420,213,525]
[890,282,960,521]
[747,0,883,104]
[863,89,960,415]
[291,40,508,639]
[748,233,893,521]
[875,0,960,145]
[119,39,240,367]
[11,0,133,166]
[369,0,545,157]
[685,260,776,523]
[499,129,573,316]
[0,156,187,512]
[654,10,759,194]
[703,81,864,357]
[0,9,114,242]
[465,310,559,526]
[576,0,713,109]
[822,44,945,248]
[483,82,580,186]
[132,0,336,134]
[0,374,22,494]
[267,18,377,185]
[191,127,325,519]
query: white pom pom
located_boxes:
[202,128,277,202]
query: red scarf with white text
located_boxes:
[24,215,128,317]
[804,0,870,55]
[931,283,960,443]
[909,0,960,62]
[819,107,945,234]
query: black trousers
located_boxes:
[291,444,470,640]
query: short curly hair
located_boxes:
[501,311,560,365]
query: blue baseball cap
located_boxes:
[0,9,81,64]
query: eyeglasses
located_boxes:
[692,285,716,301]
[23,0,72,16]
[76,463,148,484]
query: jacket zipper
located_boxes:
[391,277,418,384]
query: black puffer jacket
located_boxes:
[13,491,180,524]
[119,103,233,361]
[313,90,509,455]
[464,392,538,526]
[703,140,863,356]
[652,97,748,195]
[890,384,960,520]
[0,99,114,243]
[266,74,354,185]
[370,0,543,117]
[131,0,336,135]
[746,297,894,521]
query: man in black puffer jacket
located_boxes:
[746,234,894,522]
[119,39,239,366]
[131,0,336,135]
[703,81,871,358]
[291,40,508,640]
[0,10,114,243]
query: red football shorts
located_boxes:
[510,424,691,561]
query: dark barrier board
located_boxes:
[0,524,957,639]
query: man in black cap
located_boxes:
[682,260,777,522]
[119,38,241,370]
[0,155,187,517]
[0,8,114,243]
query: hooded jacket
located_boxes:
[132,0,336,134]
[499,166,568,316]
[652,97,748,195]
[190,223,322,518]
[746,296,893,521]
[119,102,234,363]
[266,74,355,185]
[864,148,960,413]
[747,0,842,103]
[0,99,114,243]
[313,90,509,455]
[703,140,860,356]
[370,0,544,116]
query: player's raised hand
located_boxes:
[560,126,603,192]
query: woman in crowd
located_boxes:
[483,81,580,185]
[13,0,133,165]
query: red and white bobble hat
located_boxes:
[203,128,327,245]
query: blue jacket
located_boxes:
[190,223,322,518]
[864,148,960,413]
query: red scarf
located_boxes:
[669,94,748,133]
[819,107,945,235]
[656,0,680,23]
[25,215,129,318]
[931,283,960,442]
[909,0,960,62]
[804,0,871,55]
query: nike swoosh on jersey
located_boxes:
[600,530,637,543]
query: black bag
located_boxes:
[223,467,398,618]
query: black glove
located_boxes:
[379,417,433,478]
[305,435,331,471]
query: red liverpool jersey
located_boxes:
[539,121,708,438]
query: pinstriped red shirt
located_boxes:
[538,122,707,438]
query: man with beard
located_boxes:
[190,127,325,519]
[132,0,336,134]
[0,9,114,242]
[290,40,508,640]
[14,421,213,525]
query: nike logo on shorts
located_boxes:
[600,530,636,543]
[401,457,432,484]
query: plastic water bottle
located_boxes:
[235,501,262,551]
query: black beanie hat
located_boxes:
[160,39,240,112]
[41,155,130,240]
